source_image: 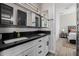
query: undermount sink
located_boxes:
[4,37,28,44]
[38,33,46,36]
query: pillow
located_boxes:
[70,29,76,32]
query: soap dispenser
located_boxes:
[17,32,20,38]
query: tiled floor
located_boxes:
[55,38,76,56]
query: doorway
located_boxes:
[55,3,76,56]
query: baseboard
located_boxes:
[48,50,56,55]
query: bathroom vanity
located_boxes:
[0,31,50,56]
[0,3,51,56]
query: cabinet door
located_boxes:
[34,36,49,56]
[34,37,45,56]
[35,45,45,56]
[43,36,49,55]
[0,40,36,56]
[18,47,35,56]
[44,46,48,55]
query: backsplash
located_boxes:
[1,31,38,41]
[1,30,50,41]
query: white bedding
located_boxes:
[68,32,76,41]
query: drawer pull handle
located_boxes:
[47,41,49,46]
[38,45,42,48]
[38,51,42,54]
[39,40,41,42]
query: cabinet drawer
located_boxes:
[0,41,36,56]
[0,35,49,56]
[35,44,45,56]
[35,48,44,56]
[35,45,48,56]
[17,47,35,56]
[44,46,48,55]
[34,36,49,56]
[33,36,49,45]
[34,37,45,44]
[37,44,45,50]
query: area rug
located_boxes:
[63,42,76,49]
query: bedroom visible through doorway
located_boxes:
[55,3,76,56]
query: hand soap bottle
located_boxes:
[17,32,20,38]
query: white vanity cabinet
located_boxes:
[34,35,49,56]
[0,40,36,56]
[0,35,50,56]
[17,46,35,56]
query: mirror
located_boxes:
[41,17,49,28]
[0,3,42,28]
[17,10,27,26]
[27,11,41,27]
[35,15,41,27]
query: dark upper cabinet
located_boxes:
[0,3,13,25]
[17,10,27,26]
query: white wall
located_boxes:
[55,12,60,41]
[51,4,76,54]
[60,12,76,33]
[59,4,76,33]
[41,3,55,19]
[40,3,56,54]
[55,4,76,40]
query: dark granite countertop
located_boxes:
[0,31,50,51]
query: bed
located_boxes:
[67,26,76,44]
